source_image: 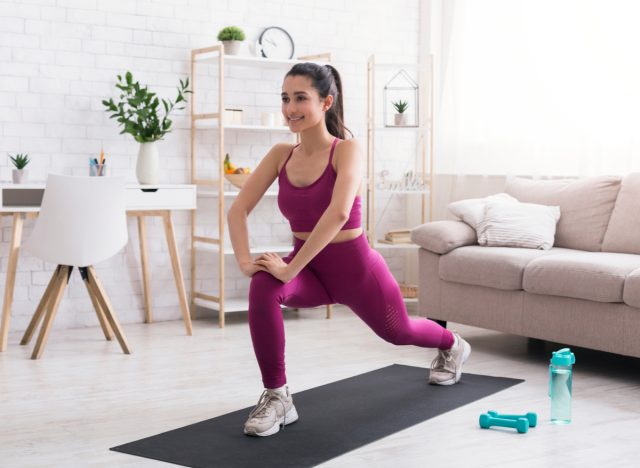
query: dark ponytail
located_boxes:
[285,63,353,140]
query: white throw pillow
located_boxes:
[476,201,561,250]
[448,193,518,229]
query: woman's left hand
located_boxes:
[254,252,296,283]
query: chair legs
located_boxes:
[22,264,130,359]
[85,266,131,355]
[30,265,72,360]
[20,265,64,346]
[79,267,112,341]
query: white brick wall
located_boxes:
[0,0,422,332]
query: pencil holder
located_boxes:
[89,164,108,177]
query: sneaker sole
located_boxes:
[243,405,299,437]
[429,340,472,386]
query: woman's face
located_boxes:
[281,75,332,132]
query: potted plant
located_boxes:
[217,26,245,55]
[9,153,30,184]
[392,99,409,126]
[102,71,191,184]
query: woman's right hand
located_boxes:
[239,259,266,278]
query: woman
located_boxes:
[227,63,471,437]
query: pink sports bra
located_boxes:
[277,138,362,232]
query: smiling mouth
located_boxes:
[288,116,304,122]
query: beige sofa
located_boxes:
[411,174,640,358]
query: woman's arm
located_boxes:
[227,143,290,276]
[257,139,363,282]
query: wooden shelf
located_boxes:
[194,294,413,313]
[373,124,431,132]
[193,52,329,68]
[366,56,432,304]
[194,121,291,132]
[190,46,332,325]
[376,188,430,195]
[194,295,293,313]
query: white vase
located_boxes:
[223,40,242,55]
[394,114,407,126]
[136,142,159,185]
[12,169,27,184]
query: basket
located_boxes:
[399,283,418,299]
[224,173,250,189]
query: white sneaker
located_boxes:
[243,386,299,437]
[428,332,471,385]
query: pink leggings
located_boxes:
[248,232,454,388]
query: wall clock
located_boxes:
[256,26,295,60]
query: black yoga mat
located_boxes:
[111,364,523,468]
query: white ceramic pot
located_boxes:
[223,40,242,55]
[12,169,27,184]
[394,113,407,126]
[136,142,159,185]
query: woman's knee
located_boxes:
[249,271,285,303]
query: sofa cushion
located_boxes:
[523,252,640,303]
[602,173,640,254]
[410,220,477,254]
[623,269,640,308]
[439,246,568,291]
[505,176,621,252]
[477,201,561,250]
[448,193,518,229]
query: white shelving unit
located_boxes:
[189,45,332,327]
[193,123,292,132]
[366,54,434,302]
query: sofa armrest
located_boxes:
[410,220,478,254]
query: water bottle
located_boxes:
[549,348,575,424]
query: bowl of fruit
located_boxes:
[224,153,251,189]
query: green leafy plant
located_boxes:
[102,71,191,143]
[392,100,409,114]
[9,153,30,170]
[217,26,245,41]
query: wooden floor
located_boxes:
[1,305,639,467]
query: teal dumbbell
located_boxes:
[479,413,529,433]
[488,410,537,428]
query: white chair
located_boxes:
[20,174,131,359]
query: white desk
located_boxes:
[0,184,197,351]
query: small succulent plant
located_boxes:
[392,100,409,114]
[9,153,30,170]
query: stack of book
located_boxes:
[378,229,412,244]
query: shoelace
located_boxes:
[430,349,454,373]
[248,389,288,428]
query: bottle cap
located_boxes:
[551,348,575,366]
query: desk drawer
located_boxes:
[125,186,196,210]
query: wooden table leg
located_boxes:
[137,215,153,323]
[161,211,193,336]
[0,213,24,352]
